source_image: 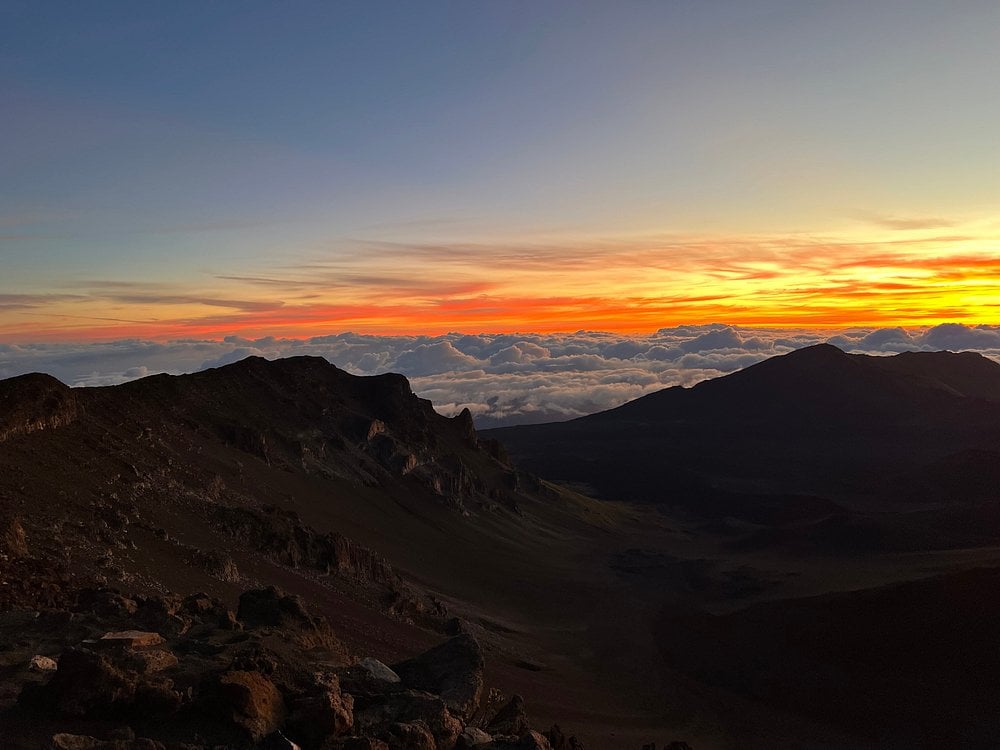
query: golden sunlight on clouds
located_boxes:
[3,224,998,341]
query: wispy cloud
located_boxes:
[2,227,999,340]
[858,212,956,231]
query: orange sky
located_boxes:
[4,225,998,342]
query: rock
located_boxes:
[2,516,28,558]
[543,726,565,750]
[77,589,139,618]
[383,720,436,750]
[29,654,58,672]
[321,739,390,750]
[32,648,138,717]
[97,630,165,649]
[50,737,165,750]
[486,695,530,737]
[392,634,484,720]
[237,586,340,650]
[238,586,309,627]
[262,731,302,750]
[133,676,183,716]
[457,727,493,748]
[126,648,178,674]
[50,735,100,750]
[134,595,189,635]
[358,657,401,684]
[354,689,462,750]
[216,670,287,741]
[337,664,406,701]
[515,731,552,750]
[287,674,354,746]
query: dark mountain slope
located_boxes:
[0,356,712,749]
[486,345,1000,509]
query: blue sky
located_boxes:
[2,1,999,339]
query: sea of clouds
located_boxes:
[3,323,1000,427]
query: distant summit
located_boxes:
[487,345,1000,506]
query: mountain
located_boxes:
[1,356,674,749]
[6,351,1000,748]
[485,344,1000,510]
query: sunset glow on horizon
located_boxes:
[3,2,999,343]
[4,224,998,342]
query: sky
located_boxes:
[2,2,1000,422]
[2,0,999,343]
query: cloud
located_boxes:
[2,324,999,426]
[922,323,1000,350]
[859,212,955,231]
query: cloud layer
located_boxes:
[3,323,1000,427]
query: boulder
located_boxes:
[97,631,165,650]
[125,648,178,674]
[354,690,462,750]
[238,586,311,628]
[237,586,337,649]
[515,731,553,750]
[133,595,189,635]
[392,634,484,720]
[486,695,530,737]
[358,657,401,684]
[29,654,58,672]
[216,670,287,741]
[383,720,436,750]
[457,727,493,748]
[76,589,138,618]
[287,674,354,746]
[32,648,138,717]
[542,726,581,750]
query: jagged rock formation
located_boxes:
[0,584,575,750]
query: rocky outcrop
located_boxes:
[392,634,485,721]
[237,586,341,650]
[2,581,574,750]
[0,373,79,444]
[485,695,530,736]
[212,505,399,585]
[286,674,354,746]
[215,670,287,742]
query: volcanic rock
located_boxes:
[97,631,165,650]
[215,669,287,741]
[457,727,493,748]
[1,516,28,558]
[353,689,462,749]
[485,695,530,736]
[392,634,484,720]
[29,648,138,717]
[286,673,355,746]
[358,657,401,684]
[29,654,58,672]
